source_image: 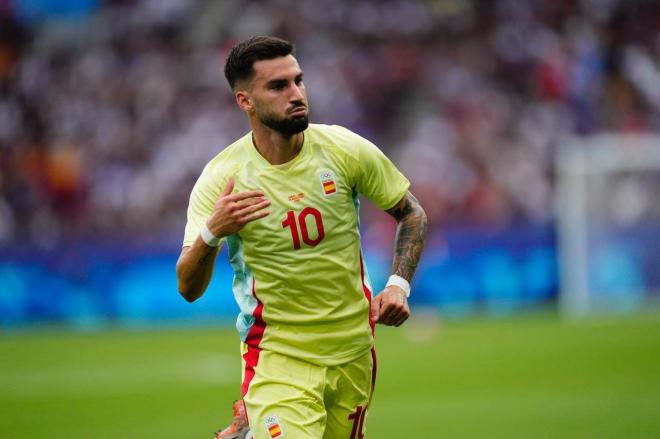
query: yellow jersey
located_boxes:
[183,124,409,366]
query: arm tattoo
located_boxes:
[195,247,217,267]
[386,192,428,282]
[195,247,220,267]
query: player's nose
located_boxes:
[289,83,305,102]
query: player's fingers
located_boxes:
[387,307,407,326]
[380,294,410,325]
[230,197,262,214]
[380,315,395,326]
[234,195,270,210]
[240,209,271,224]
[371,295,382,322]
[392,306,411,327]
[220,176,235,197]
[377,302,396,324]
[226,190,266,203]
[236,199,271,219]
[393,314,409,327]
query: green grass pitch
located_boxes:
[1,310,659,438]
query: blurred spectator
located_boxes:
[0,0,659,248]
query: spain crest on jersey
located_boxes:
[319,170,337,196]
[264,415,284,438]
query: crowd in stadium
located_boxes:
[1,0,659,247]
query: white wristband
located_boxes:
[200,223,222,247]
[386,274,410,298]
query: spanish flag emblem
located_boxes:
[264,415,284,438]
[268,424,282,438]
[319,170,337,196]
[322,180,336,195]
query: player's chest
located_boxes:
[233,165,356,253]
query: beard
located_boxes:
[258,108,309,136]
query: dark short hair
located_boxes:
[224,36,294,90]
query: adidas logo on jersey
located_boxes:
[288,192,305,202]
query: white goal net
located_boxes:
[556,134,660,316]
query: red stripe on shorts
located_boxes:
[241,279,266,396]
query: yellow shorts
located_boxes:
[241,344,376,439]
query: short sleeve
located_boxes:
[352,132,410,210]
[182,164,225,247]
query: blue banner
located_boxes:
[0,223,559,328]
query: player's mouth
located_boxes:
[288,106,307,117]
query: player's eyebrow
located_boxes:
[266,78,288,88]
[265,72,304,88]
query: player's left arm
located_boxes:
[371,191,427,326]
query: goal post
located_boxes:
[556,134,660,316]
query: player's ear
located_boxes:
[235,90,253,113]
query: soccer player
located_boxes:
[176,36,427,439]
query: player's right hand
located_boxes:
[206,176,271,238]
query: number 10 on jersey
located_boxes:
[282,207,325,250]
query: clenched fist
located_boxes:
[371,285,410,327]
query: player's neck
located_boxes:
[251,125,304,166]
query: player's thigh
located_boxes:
[243,350,326,439]
[323,350,375,439]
